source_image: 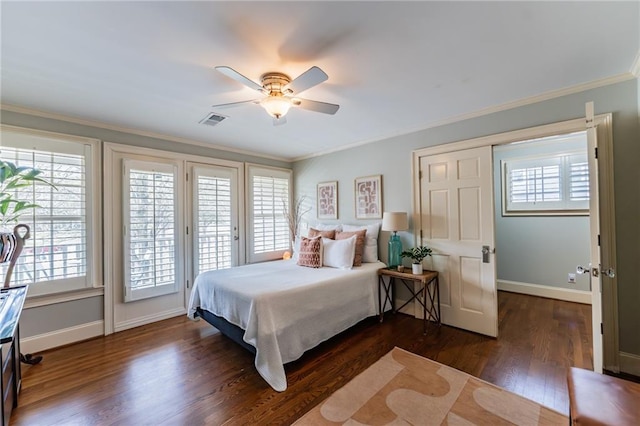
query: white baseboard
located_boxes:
[114,307,186,332]
[619,351,640,376]
[498,280,591,304]
[20,320,104,354]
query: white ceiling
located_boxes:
[1,2,638,161]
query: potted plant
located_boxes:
[401,246,432,274]
[1,160,57,227]
[0,160,56,280]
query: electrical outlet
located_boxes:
[568,273,576,283]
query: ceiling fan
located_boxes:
[212,66,339,125]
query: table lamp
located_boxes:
[381,212,408,268]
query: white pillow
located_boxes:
[341,223,381,262]
[342,223,380,240]
[313,223,342,232]
[322,236,356,269]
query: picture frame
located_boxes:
[354,175,382,219]
[317,181,338,220]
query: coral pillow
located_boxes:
[342,223,381,263]
[308,228,336,239]
[296,236,323,268]
[335,229,366,266]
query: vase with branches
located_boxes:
[282,195,310,248]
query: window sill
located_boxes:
[24,287,104,309]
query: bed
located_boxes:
[187,259,385,391]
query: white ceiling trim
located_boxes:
[631,50,640,77]
[292,72,635,162]
[0,104,292,163]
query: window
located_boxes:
[247,165,292,263]
[0,126,100,296]
[123,160,179,301]
[503,151,589,215]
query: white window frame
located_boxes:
[502,150,589,216]
[123,159,180,302]
[246,164,292,263]
[0,125,102,298]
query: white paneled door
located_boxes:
[418,146,498,337]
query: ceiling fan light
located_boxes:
[261,96,292,119]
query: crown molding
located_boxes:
[0,104,291,163]
[293,72,635,162]
[631,49,640,78]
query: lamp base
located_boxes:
[388,233,402,268]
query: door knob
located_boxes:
[576,265,590,274]
[601,267,615,278]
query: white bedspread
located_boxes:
[187,260,384,391]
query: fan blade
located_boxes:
[211,99,260,109]
[273,116,287,126]
[283,66,328,94]
[215,66,265,92]
[292,98,340,115]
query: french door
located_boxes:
[187,163,240,287]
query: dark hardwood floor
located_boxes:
[12,291,592,425]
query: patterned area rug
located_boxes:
[295,347,567,425]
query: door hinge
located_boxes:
[594,147,598,159]
[600,323,604,335]
[420,229,423,240]
[186,226,189,235]
[186,172,189,182]
[419,170,423,179]
[186,280,190,289]
[597,234,600,246]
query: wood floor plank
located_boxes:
[11,291,592,425]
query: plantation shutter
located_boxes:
[0,141,95,295]
[194,169,233,274]
[247,165,291,263]
[123,160,179,301]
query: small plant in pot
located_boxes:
[400,246,432,274]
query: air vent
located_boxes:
[200,112,227,127]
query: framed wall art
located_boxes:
[317,181,338,220]
[354,175,382,219]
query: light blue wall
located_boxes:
[294,79,640,356]
[493,138,590,291]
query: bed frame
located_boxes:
[195,307,256,354]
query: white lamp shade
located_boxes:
[381,212,408,232]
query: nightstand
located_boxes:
[377,267,440,334]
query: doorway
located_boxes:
[412,114,618,373]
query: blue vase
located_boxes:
[388,232,402,268]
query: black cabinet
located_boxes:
[0,286,26,426]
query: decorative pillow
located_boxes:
[296,236,323,268]
[341,223,381,240]
[308,228,336,239]
[335,229,366,266]
[322,236,356,269]
[342,223,381,263]
[313,223,342,232]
